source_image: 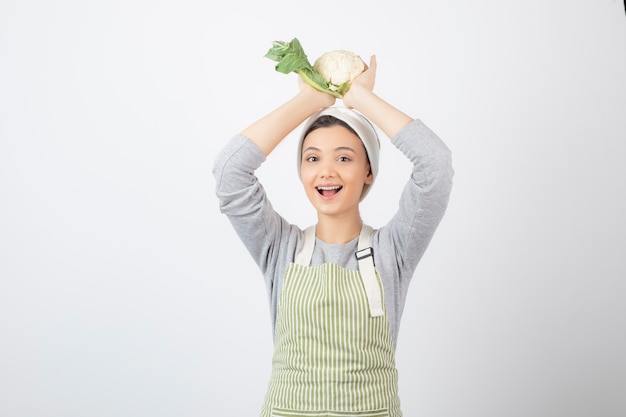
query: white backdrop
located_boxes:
[1,1,625,416]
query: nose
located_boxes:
[318,159,336,179]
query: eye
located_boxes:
[338,156,351,162]
[305,156,318,162]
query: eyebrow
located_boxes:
[302,146,356,153]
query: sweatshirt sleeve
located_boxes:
[377,119,454,286]
[212,134,295,275]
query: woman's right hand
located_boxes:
[298,76,336,109]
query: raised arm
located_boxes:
[241,79,336,156]
[342,55,414,140]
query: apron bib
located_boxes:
[261,226,402,417]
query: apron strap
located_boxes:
[294,226,316,266]
[357,225,384,317]
[294,224,384,317]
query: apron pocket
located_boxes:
[271,407,389,417]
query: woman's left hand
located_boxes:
[342,55,377,109]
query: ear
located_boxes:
[364,166,373,185]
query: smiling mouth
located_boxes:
[317,185,343,197]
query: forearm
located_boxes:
[340,56,413,139]
[345,86,413,140]
[240,87,333,157]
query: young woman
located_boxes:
[213,55,454,417]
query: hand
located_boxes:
[342,55,377,109]
[298,76,336,109]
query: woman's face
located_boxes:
[300,125,372,218]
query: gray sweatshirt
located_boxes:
[213,119,454,347]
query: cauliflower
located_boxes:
[313,50,365,93]
[265,38,365,98]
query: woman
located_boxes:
[213,55,453,417]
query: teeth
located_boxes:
[317,185,341,191]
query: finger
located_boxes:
[369,55,377,71]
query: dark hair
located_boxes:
[303,115,359,138]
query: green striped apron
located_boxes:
[260,225,402,417]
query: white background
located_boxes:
[1,1,625,416]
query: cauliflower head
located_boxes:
[313,50,365,92]
[265,38,365,98]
